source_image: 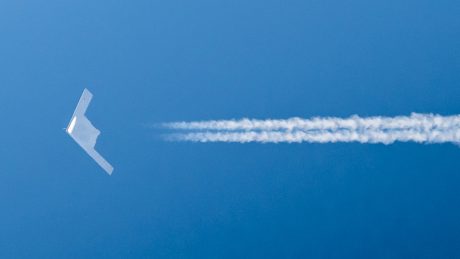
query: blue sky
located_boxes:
[1,0,460,258]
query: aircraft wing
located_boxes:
[82,146,114,175]
[72,88,92,118]
[66,89,114,175]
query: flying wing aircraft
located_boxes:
[66,89,114,175]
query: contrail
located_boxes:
[163,113,460,144]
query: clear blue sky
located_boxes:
[1,0,460,258]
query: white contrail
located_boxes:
[164,113,460,131]
[163,113,460,144]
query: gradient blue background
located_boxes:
[1,0,460,258]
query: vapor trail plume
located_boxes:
[163,113,460,144]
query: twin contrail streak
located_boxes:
[162,113,460,144]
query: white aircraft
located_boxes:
[66,89,114,175]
